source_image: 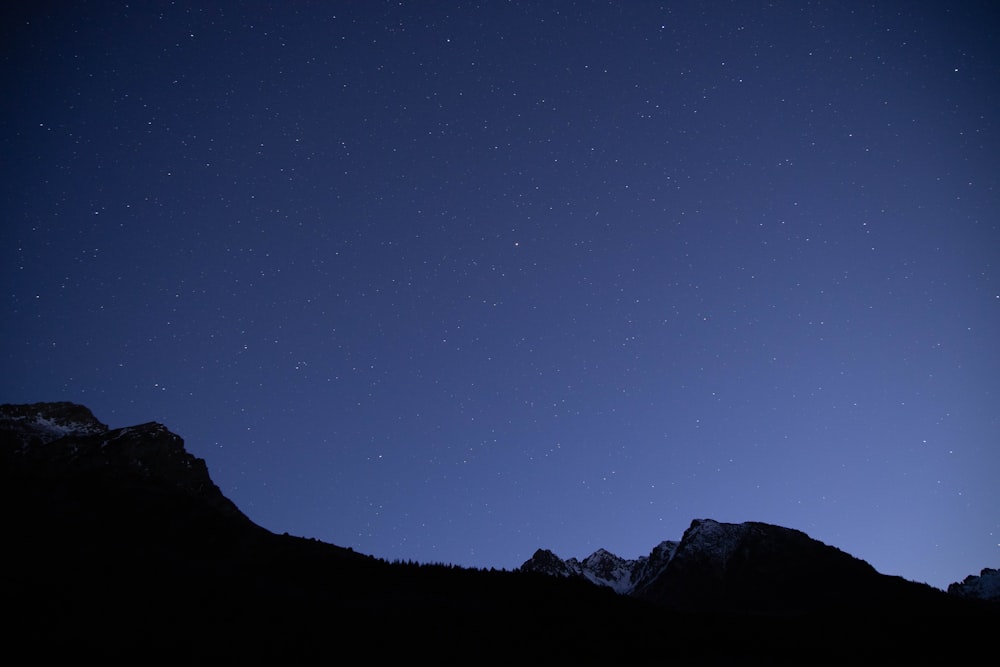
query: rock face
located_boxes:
[1,401,247,521]
[635,518,884,613]
[948,568,1000,602]
[522,518,957,614]
[522,541,678,595]
[0,400,109,444]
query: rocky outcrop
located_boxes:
[948,568,1000,602]
[634,518,884,612]
[522,518,959,615]
[521,539,678,595]
[1,401,250,523]
[0,400,108,446]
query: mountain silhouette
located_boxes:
[2,402,995,663]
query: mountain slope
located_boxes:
[640,518,948,613]
[522,539,679,594]
[0,402,672,661]
[522,518,986,616]
[2,401,995,662]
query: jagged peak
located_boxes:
[0,401,108,446]
[582,548,620,565]
[2,402,250,523]
[521,548,576,578]
[520,538,683,596]
[650,539,680,558]
[948,567,1000,602]
[676,518,747,563]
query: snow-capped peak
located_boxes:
[520,538,681,596]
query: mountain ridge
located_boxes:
[5,401,993,599]
[1,401,250,523]
[521,517,976,615]
[3,401,996,661]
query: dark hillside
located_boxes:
[2,402,994,663]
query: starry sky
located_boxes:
[2,2,998,590]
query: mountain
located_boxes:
[3,401,996,663]
[1,402,662,661]
[1,400,249,522]
[523,518,973,615]
[949,568,1000,602]
[522,540,678,594]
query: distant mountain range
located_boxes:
[522,518,999,614]
[2,401,996,662]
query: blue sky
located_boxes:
[2,1,998,589]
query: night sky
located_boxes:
[2,2,998,590]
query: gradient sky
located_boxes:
[2,2,998,590]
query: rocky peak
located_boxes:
[580,548,624,574]
[521,548,576,578]
[628,539,679,595]
[675,518,749,563]
[519,518,938,613]
[0,401,108,447]
[1,402,247,521]
[948,568,1000,602]
[573,548,633,592]
[520,539,680,596]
